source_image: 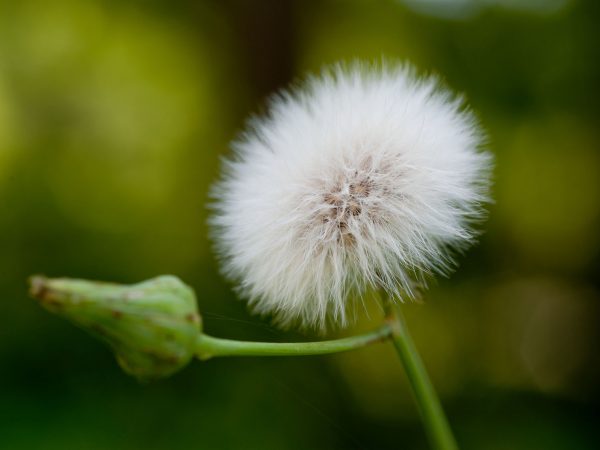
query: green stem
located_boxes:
[387,303,458,450]
[195,324,392,360]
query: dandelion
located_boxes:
[211,61,492,330]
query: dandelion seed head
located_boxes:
[210,61,492,331]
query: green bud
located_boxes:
[29,275,201,381]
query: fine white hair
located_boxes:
[210,61,492,331]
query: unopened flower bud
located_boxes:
[29,275,201,381]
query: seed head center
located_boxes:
[321,172,374,245]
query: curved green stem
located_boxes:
[387,303,458,450]
[195,324,392,360]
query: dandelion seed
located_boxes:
[210,61,492,331]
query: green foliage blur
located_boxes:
[1,0,599,449]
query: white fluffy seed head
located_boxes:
[210,61,492,331]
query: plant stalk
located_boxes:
[195,324,392,360]
[387,303,458,450]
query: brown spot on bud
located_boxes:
[29,276,50,300]
[186,313,200,324]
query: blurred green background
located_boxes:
[1,0,599,449]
